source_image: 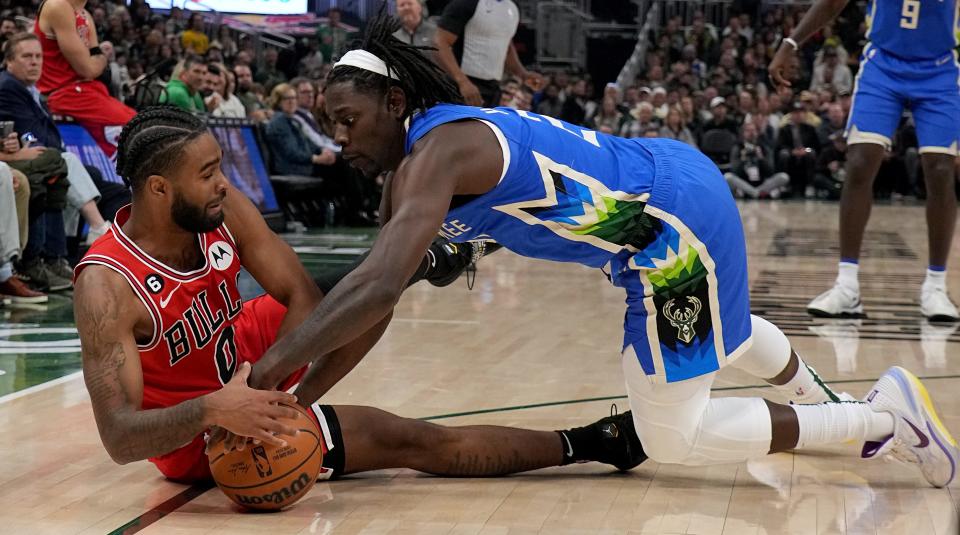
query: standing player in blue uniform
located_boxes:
[770,0,960,321]
[249,14,958,487]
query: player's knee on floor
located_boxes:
[631,397,772,466]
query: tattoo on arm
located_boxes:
[81,276,209,464]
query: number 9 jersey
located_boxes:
[865,0,958,60]
[845,0,960,154]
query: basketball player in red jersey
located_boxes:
[34,0,135,157]
[74,107,646,483]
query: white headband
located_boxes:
[333,49,399,80]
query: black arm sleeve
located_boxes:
[438,0,480,36]
[312,237,494,294]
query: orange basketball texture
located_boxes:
[207,403,323,510]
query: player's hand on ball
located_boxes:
[204,362,301,450]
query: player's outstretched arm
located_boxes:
[250,123,490,395]
[75,267,300,464]
[768,0,849,87]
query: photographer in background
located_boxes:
[725,121,790,199]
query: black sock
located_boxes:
[556,424,604,465]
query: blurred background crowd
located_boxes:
[0,0,932,303]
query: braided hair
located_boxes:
[326,6,463,115]
[115,106,209,192]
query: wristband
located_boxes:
[89,46,103,56]
[782,37,799,51]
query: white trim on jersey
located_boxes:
[640,205,753,379]
[476,119,511,184]
[76,256,164,349]
[919,143,959,155]
[114,229,211,282]
[846,126,892,148]
[843,44,899,150]
[112,206,214,282]
[219,222,238,249]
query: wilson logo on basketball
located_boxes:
[234,472,312,507]
[208,241,234,271]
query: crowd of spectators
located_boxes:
[0,0,930,305]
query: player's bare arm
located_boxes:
[221,181,322,338]
[76,266,301,464]
[768,0,849,86]
[251,121,502,395]
[40,0,106,80]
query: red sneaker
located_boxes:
[0,276,48,304]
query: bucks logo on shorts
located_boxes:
[662,296,702,344]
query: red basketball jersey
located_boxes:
[75,205,246,411]
[34,6,89,94]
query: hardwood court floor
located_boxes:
[0,201,959,534]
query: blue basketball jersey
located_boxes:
[405,104,662,269]
[865,0,959,59]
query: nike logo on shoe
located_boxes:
[561,432,574,457]
[904,419,931,448]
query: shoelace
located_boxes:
[464,240,490,291]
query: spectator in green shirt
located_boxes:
[159,55,207,113]
[316,8,353,62]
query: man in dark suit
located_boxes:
[777,101,821,197]
[0,32,129,285]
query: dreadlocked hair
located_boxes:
[326,5,463,114]
[115,106,209,191]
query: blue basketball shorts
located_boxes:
[846,44,960,155]
[607,140,753,384]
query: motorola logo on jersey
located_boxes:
[145,274,165,294]
[208,241,235,271]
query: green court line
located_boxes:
[107,372,960,534]
[419,373,960,421]
[107,482,213,535]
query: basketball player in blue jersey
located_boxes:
[247,13,959,487]
[770,0,960,321]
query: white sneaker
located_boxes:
[84,221,112,247]
[920,285,960,322]
[861,366,959,487]
[807,284,864,318]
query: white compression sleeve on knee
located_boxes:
[732,315,792,379]
[680,397,773,465]
[792,402,895,448]
[732,315,839,404]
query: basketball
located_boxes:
[207,403,323,511]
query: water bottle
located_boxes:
[325,201,336,228]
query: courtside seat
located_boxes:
[253,121,329,227]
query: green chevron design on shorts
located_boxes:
[648,244,708,298]
[569,197,651,246]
